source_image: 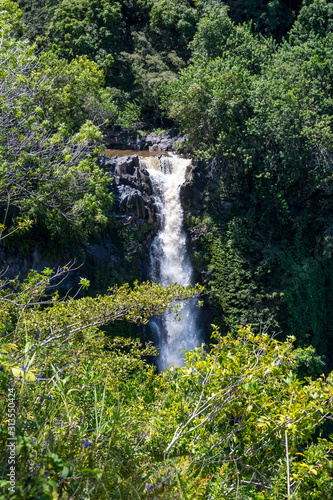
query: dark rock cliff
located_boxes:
[103,129,186,152]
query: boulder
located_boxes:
[120,192,146,219]
[115,155,139,176]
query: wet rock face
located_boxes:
[98,154,156,223]
[120,191,146,220]
[180,159,209,217]
[178,159,211,287]
[97,153,162,285]
[145,132,182,152]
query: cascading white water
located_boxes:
[140,154,202,370]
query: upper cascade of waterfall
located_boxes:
[140,154,193,288]
[141,154,202,370]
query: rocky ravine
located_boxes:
[0,150,210,293]
[87,152,211,289]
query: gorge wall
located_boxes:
[0,133,210,303]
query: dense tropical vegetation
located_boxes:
[1,0,333,498]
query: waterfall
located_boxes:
[140,154,202,371]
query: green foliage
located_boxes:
[282,249,333,357]
[156,326,333,498]
[162,11,274,158]
[116,100,142,130]
[42,0,123,75]
[293,345,326,380]
[0,0,25,34]
[208,223,262,332]
[246,34,333,221]
[189,3,234,60]
[10,0,305,128]
[149,0,197,42]
[223,0,303,41]
[16,0,53,41]
[1,275,333,499]
[190,2,275,71]
[37,52,108,132]
[291,0,333,43]
[163,57,251,160]
[122,29,186,117]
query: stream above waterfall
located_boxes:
[103,148,169,158]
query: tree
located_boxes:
[0,2,116,255]
[189,3,273,72]
[162,56,251,161]
[211,0,302,41]
[290,0,333,44]
[16,0,53,41]
[162,8,273,160]
[42,0,124,84]
[148,0,197,43]
[122,30,185,118]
